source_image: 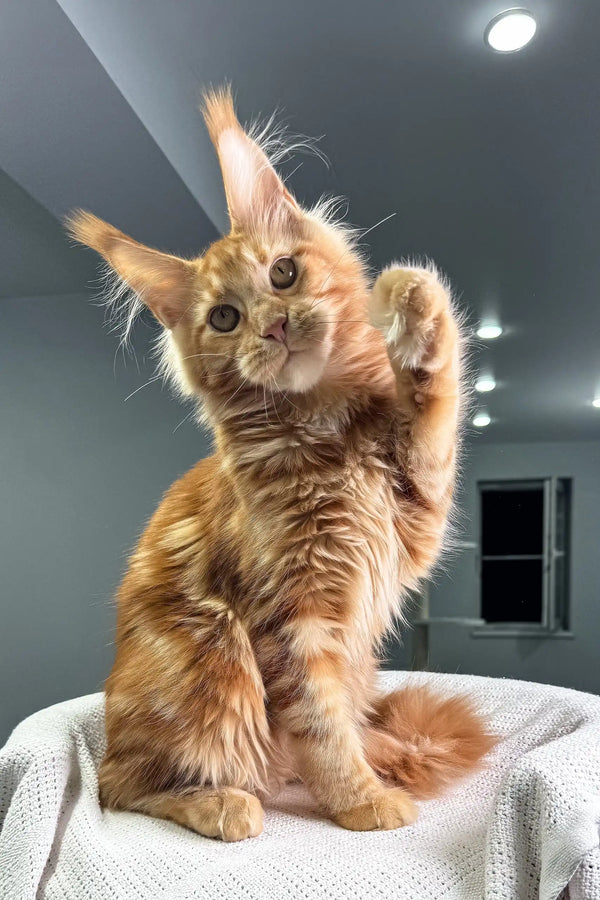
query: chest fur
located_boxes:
[228,424,402,639]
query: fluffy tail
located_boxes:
[364,686,497,799]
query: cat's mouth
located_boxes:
[279,341,315,368]
[241,320,332,393]
[271,339,331,393]
[262,342,302,375]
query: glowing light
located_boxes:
[593,398,600,409]
[485,10,537,53]
[476,377,497,393]
[477,323,503,339]
[473,413,491,427]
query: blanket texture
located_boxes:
[1,671,599,900]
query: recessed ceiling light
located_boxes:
[476,376,497,393]
[473,413,491,427]
[485,9,537,53]
[593,398,600,408]
[477,323,503,339]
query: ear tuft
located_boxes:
[65,209,120,257]
[66,210,196,331]
[202,84,239,147]
[201,85,299,230]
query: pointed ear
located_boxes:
[202,86,299,229]
[66,211,195,329]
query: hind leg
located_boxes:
[258,631,417,831]
[100,594,271,840]
[364,686,496,799]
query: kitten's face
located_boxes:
[179,228,339,395]
[69,88,367,403]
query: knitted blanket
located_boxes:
[1,671,599,900]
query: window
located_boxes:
[477,478,570,633]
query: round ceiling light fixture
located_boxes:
[476,376,497,393]
[485,9,537,53]
[477,323,503,339]
[473,413,491,427]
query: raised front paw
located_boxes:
[368,265,455,370]
[332,787,418,832]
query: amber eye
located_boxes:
[208,304,240,333]
[270,257,297,289]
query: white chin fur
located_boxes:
[275,344,329,393]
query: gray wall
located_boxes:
[417,440,600,694]
[0,293,210,743]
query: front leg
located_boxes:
[369,264,463,509]
[261,626,417,831]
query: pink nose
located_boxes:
[261,315,288,343]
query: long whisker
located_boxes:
[206,367,243,377]
[123,375,163,402]
[274,380,302,412]
[283,161,304,184]
[308,252,350,312]
[181,352,236,362]
[307,321,371,334]
[220,376,251,415]
[127,359,243,404]
[358,211,397,242]
[309,211,396,312]
[269,377,284,425]
[172,408,197,434]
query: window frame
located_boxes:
[472,477,572,638]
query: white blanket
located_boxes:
[1,671,599,900]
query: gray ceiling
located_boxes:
[1,0,599,441]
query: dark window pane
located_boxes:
[481,559,543,623]
[481,488,544,556]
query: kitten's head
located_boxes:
[68,88,368,404]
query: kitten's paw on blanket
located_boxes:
[333,787,418,832]
[177,787,263,842]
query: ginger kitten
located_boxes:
[68,88,494,841]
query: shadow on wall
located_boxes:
[0,293,211,743]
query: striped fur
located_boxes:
[68,87,495,841]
